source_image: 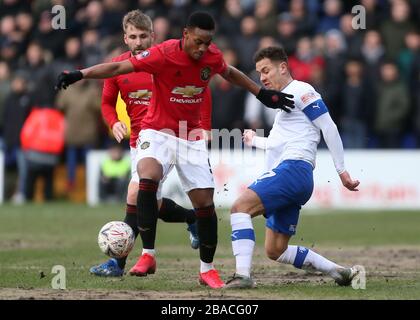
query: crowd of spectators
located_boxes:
[0,0,419,201]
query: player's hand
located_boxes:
[55,70,83,90]
[256,88,295,112]
[339,171,360,191]
[243,129,256,147]
[112,121,127,143]
[257,88,295,112]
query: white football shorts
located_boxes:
[132,129,214,197]
[130,146,167,200]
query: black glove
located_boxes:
[256,88,295,112]
[55,70,83,90]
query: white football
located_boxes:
[98,221,135,258]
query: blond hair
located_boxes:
[122,10,153,33]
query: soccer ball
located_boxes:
[97,221,135,258]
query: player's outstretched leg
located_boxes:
[225,189,264,289]
[129,178,159,276]
[225,212,256,289]
[195,205,224,289]
[90,204,138,277]
[276,245,360,286]
[158,198,199,249]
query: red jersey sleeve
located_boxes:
[200,88,212,131]
[101,76,119,129]
[215,57,228,76]
[213,48,228,75]
[128,46,166,74]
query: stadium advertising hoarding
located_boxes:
[86,150,420,209]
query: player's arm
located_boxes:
[55,60,135,90]
[222,65,260,95]
[221,65,294,112]
[102,77,127,143]
[308,101,360,191]
[82,60,134,79]
[56,48,165,91]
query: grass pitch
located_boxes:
[0,203,419,299]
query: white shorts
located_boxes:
[133,129,214,196]
[130,146,167,200]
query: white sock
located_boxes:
[142,248,155,256]
[231,212,255,278]
[200,260,214,273]
[277,245,342,279]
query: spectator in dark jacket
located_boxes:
[32,11,66,58]
[317,0,342,34]
[2,71,31,202]
[380,0,416,60]
[254,0,278,38]
[289,0,318,37]
[19,41,56,107]
[210,48,246,137]
[323,29,347,123]
[233,16,261,74]
[0,61,11,148]
[276,12,298,55]
[340,59,374,148]
[374,61,410,148]
[219,0,244,39]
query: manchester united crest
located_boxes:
[140,141,150,150]
[200,67,211,81]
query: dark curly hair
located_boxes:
[186,11,215,31]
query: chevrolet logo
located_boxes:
[171,86,204,97]
[128,90,152,99]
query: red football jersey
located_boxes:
[129,39,226,139]
[102,51,152,147]
[102,50,213,146]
